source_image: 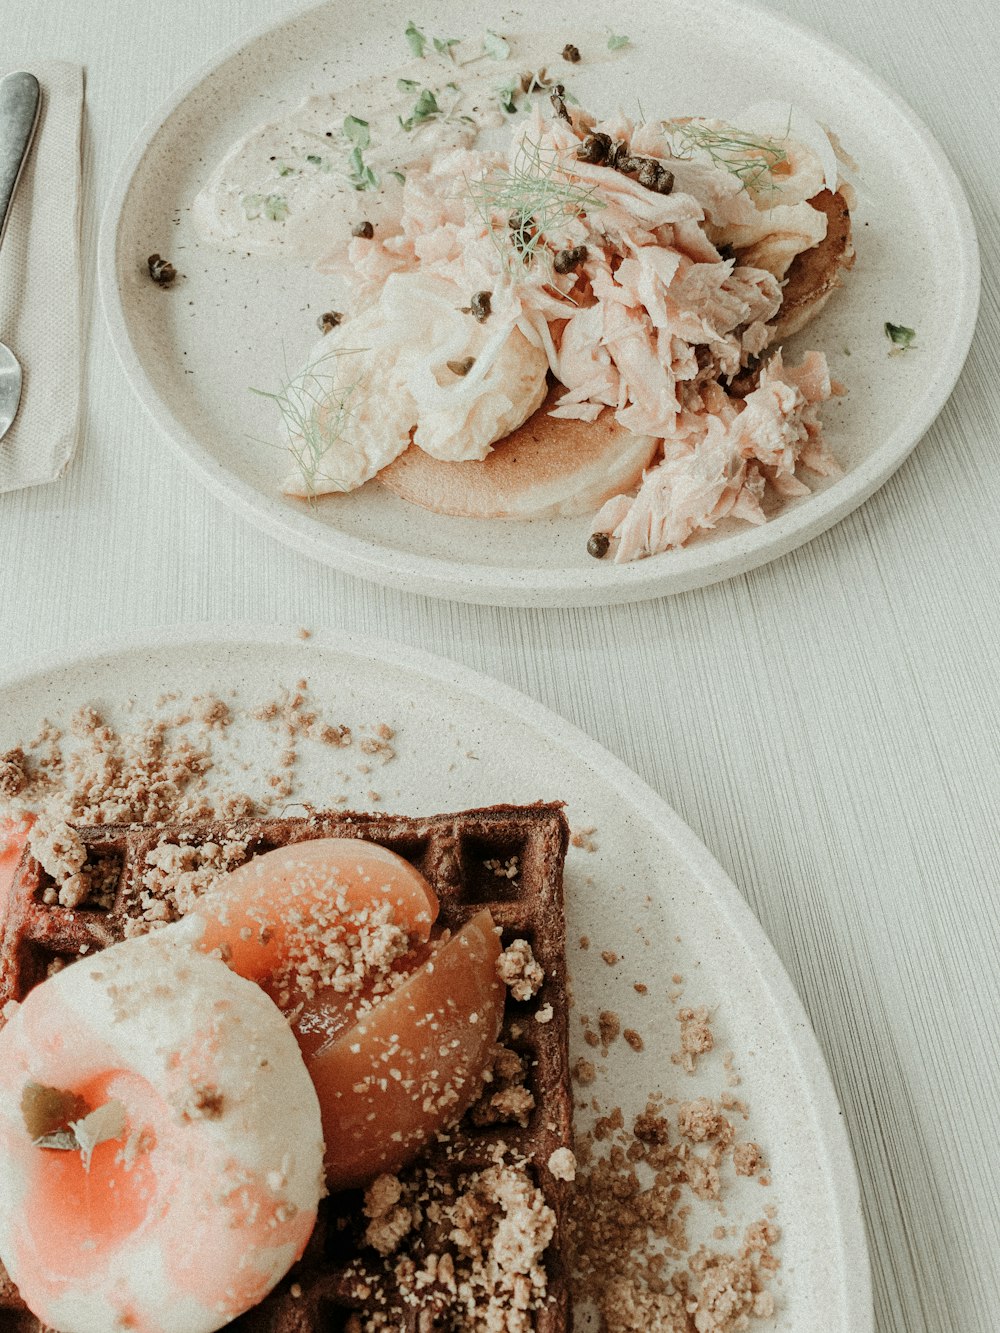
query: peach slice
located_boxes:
[180,841,503,1191]
[188,837,439,983]
[311,909,504,1191]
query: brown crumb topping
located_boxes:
[571,1094,780,1330]
[28,818,91,908]
[0,747,28,797]
[732,1143,765,1178]
[355,1154,556,1330]
[547,1146,577,1181]
[675,1006,715,1072]
[571,826,598,853]
[496,938,544,1002]
[469,1044,535,1128]
[129,837,249,934]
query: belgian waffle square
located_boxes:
[0,803,571,1332]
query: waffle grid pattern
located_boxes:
[0,805,571,1332]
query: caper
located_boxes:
[554,246,588,275]
[471,291,492,322]
[576,133,611,165]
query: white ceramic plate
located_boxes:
[0,624,871,1329]
[99,0,978,607]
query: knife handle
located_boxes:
[0,71,41,254]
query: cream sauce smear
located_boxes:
[193,32,606,259]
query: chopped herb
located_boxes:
[347,146,378,191]
[404,20,426,57]
[433,35,460,56]
[278,163,297,177]
[397,77,420,92]
[241,193,289,221]
[389,169,406,184]
[72,1101,127,1172]
[22,1082,89,1140]
[33,1129,80,1150]
[304,155,323,166]
[251,345,365,499]
[466,134,605,274]
[343,115,370,149]
[607,32,630,50]
[562,43,581,63]
[885,322,916,352]
[484,30,511,61]
[399,87,440,132]
[146,253,177,287]
[667,121,787,193]
[497,79,519,114]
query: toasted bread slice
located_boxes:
[377,388,658,520]
[767,188,855,343]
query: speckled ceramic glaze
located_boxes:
[98,0,977,606]
[0,624,873,1329]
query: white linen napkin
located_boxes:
[0,62,83,493]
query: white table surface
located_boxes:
[2,1,998,1329]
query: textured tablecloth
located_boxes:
[1,1,997,1329]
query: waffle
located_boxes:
[0,803,572,1332]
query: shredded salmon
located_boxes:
[311,103,843,560]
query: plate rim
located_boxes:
[98,0,979,606]
[0,619,874,1328]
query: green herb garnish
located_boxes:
[305,154,323,166]
[404,20,426,57]
[466,135,604,272]
[433,35,459,56]
[885,322,916,352]
[399,88,441,132]
[397,77,420,92]
[497,79,519,114]
[347,146,378,191]
[277,163,296,177]
[389,169,406,184]
[484,30,511,60]
[242,193,289,221]
[343,115,371,149]
[667,121,788,192]
[607,32,630,50]
[251,345,365,499]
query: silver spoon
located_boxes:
[0,71,42,442]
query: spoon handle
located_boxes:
[0,72,41,254]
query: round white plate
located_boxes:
[99,0,978,607]
[0,624,871,1329]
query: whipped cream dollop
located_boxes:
[0,931,324,1333]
